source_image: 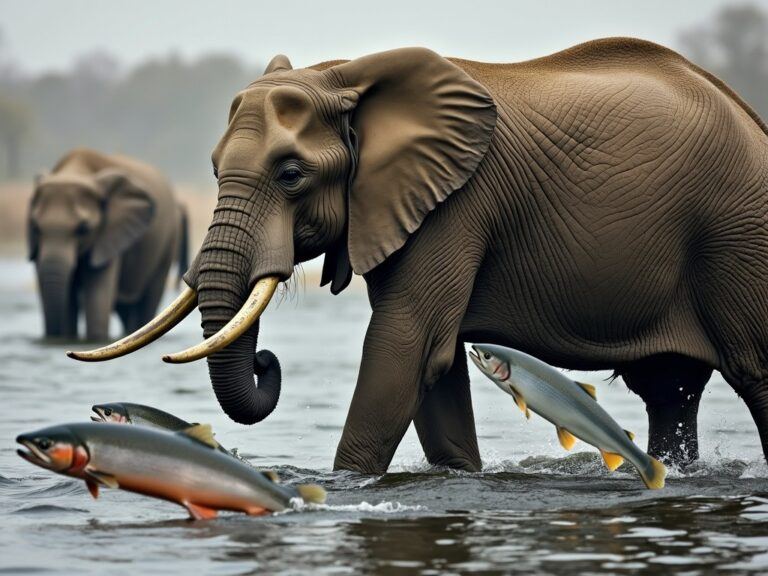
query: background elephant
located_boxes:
[81,38,768,474]
[29,147,188,341]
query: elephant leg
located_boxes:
[334,309,464,474]
[132,252,173,330]
[619,354,712,465]
[82,260,119,341]
[737,383,768,464]
[413,341,481,471]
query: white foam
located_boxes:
[300,501,427,513]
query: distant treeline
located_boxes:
[0,3,767,182]
[0,50,261,181]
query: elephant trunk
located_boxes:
[195,186,291,424]
[36,258,77,338]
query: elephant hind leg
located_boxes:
[719,363,768,465]
[619,354,712,465]
[413,341,481,472]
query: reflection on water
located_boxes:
[1,257,767,575]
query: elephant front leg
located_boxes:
[414,341,481,471]
[334,314,453,474]
[82,260,119,341]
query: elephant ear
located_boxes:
[90,169,155,268]
[326,47,497,275]
[264,54,292,74]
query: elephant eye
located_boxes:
[75,222,90,235]
[276,161,305,190]
[278,168,302,186]
[212,164,218,179]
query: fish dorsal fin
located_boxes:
[263,470,280,483]
[624,429,635,441]
[178,424,217,448]
[556,426,577,451]
[600,450,625,471]
[576,381,597,400]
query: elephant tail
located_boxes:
[176,203,190,286]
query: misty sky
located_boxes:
[2,0,767,73]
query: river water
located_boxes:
[1,258,766,575]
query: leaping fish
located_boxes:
[469,343,666,489]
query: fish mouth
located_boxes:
[16,439,52,468]
[494,362,510,381]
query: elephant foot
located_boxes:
[619,353,712,467]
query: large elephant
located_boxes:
[30,148,188,341]
[73,38,768,474]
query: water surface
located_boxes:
[1,258,766,575]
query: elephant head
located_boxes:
[29,169,155,338]
[70,48,496,424]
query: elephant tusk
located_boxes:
[66,287,197,362]
[162,276,279,364]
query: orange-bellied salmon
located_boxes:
[17,422,325,519]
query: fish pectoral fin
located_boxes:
[85,469,119,490]
[85,479,99,499]
[178,423,218,449]
[525,408,531,420]
[262,469,280,483]
[556,427,577,451]
[245,506,269,516]
[600,450,625,471]
[624,429,635,441]
[184,502,218,520]
[576,381,597,400]
[509,389,528,417]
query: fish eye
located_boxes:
[103,408,112,416]
[483,353,491,360]
[37,438,52,450]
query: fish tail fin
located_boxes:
[297,484,326,504]
[639,456,667,490]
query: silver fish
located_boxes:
[91,402,233,455]
[91,402,192,431]
[17,422,325,519]
[469,343,666,489]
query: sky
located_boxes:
[1,0,766,73]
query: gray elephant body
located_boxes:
[88,38,768,474]
[29,148,187,340]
